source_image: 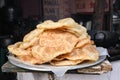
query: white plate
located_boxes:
[8,55,106,77]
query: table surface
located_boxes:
[2,60,120,80]
[2,61,30,72]
[1,61,79,73]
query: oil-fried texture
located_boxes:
[50,44,99,66]
[31,29,78,64]
[8,18,99,66]
[50,59,83,66]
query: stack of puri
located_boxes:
[8,18,99,66]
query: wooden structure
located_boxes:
[92,0,112,31]
[2,60,120,80]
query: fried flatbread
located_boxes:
[50,59,83,66]
[23,29,44,42]
[50,44,99,66]
[59,44,99,61]
[31,29,79,64]
[75,37,94,48]
[7,18,99,66]
[37,18,87,37]
[8,42,30,56]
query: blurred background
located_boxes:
[0,0,120,80]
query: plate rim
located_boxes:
[8,55,106,72]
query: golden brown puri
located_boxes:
[50,44,99,66]
[57,44,99,61]
[31,29,78,64]
[50,59,84,66]
[8,18,99,66]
